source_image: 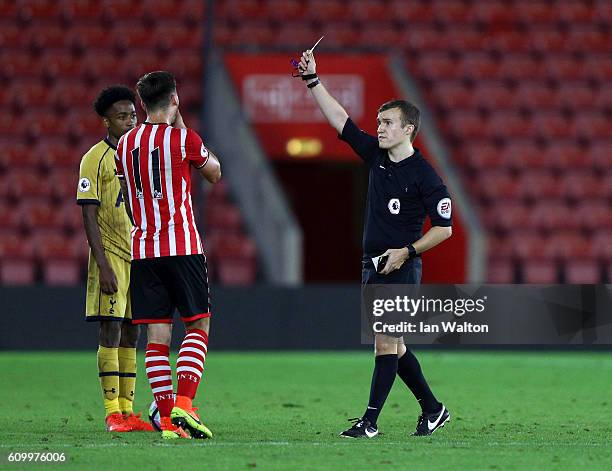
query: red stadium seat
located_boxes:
[488,111,533,139]
[305,0,346,22]
[561,172,603,200]
[401,29,452,53]
[584,54,612,81]
[564,261,601,284]
[473,1,513,25]
[528,200,580,231]
[49,169,78,201]
[0,260,36,285]
[430,81,473,108]
[21,199,61,230]
[490,202,529,231]
[415,53,458,79]
[349,0,389,22]
[42,259,81,285]
[510,231,548,260]
[61,0,105,20]
[522,260,558,283]
[19,0,62,20]
[165,51,203,78]
[546,55,587,81]
[596,0,612,22]
[38,140,80,170]
[477,169,519,200]
[499,54,546,81]
[0,21,22,48]
[6,170,53,200]
[272,22,321,50]
[431,0,472,24]
[322,23,360,48]
[542,142,591,170]
[472,82,514,109]
[264,0,305,21]
[389,0,434,23]
[9,79,53,110]
[459,52,500,80]
[559,1,596,23]
[490,31,533,53]
[153,22,203,51]
[66,23,108,50]
[206,180,231,204]
[40,50,81,78]
[515,1,556,23]
[577,201,612,231]
[2,51,37,78]
[487,258,514,283]
[593,231,612,260]
[357,24,400,49]
[531,29,569,54]
[102,0,144,19]
[0,201,22,229]
[559,81,598,110]
[517,170,563,200]
[532,112,573,139]
[444,29,487,52]
[28,21,68,49]
[216,259,257,286]
[0,140,41,170]
[463,142,503,169]
[216,0,265,20]
[589,141,611,171]
[515,82,557,109]
[206,204,243,232]
[574,112,610,140]
[0,230,33,257]
[113,22,151,49]
[500,141,547,171]
[544,232,594,260]
[568,27,608,53]
[487,235,513,258]
[445,110,488,139]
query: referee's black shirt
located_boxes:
[340,118,452,259]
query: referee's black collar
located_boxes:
[104,137,117,150]
[386,148,422,167]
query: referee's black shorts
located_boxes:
[361,257,422,338]
[130,254,211,325]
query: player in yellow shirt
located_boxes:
[77,86,152,432]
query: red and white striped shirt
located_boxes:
[115,123,210,260]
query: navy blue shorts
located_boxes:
[361,257,422,338]
[130,254,211,325]
[361,256,422,285]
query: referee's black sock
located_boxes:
[397,349,441,414]
[362,354,398,426]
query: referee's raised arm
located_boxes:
[298,50,348,134]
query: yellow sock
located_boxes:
[118,347,137,415]
[98,346,120,416]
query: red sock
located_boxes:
[145,343,174,418]
[176,329,208,402]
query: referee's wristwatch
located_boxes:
[405,244,418,259]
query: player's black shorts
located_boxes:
[361,257,422,338]
[130,254,211,325]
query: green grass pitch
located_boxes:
[1,351,610,470]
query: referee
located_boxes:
[297,50,453,438]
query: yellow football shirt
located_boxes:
[77,138,131,262]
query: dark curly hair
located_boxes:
[93,85,136,117]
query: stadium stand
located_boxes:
[0,0,257,285]
[208,0,609,284]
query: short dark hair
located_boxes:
[378,100,420,143]
[93,85,135,117]
[136,71,176,111]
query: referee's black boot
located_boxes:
[339,417,379,438]
[412,404,450,436]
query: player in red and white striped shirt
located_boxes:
[116,71,221,440]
